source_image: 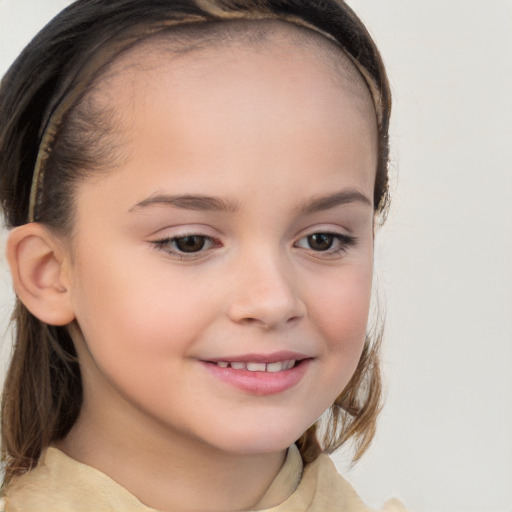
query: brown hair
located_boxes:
[0,0,391,487]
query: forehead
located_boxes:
[77,20,378,206]
[99,20,376,122]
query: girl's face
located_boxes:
[65,34,377,455]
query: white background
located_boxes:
[0,1,511,511]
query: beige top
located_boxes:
[2,445,407,511]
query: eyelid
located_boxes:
[150,231,222,260]
[293,229,358,257]
[146,222,221,238]
[148,225,357,260]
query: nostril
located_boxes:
[226,270,307,328]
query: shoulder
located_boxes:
[311,453,408,512]
[269,452,408,512]
[2,447,152,511]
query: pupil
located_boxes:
[176,236,205,253]
[308,233,333,251]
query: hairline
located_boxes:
[44,18,379,242]
[111,19,377,117]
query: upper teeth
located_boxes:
[215,360,296,372]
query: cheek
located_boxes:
[325,275,372,338]
[308,262,373,375]
[71,246,219,365]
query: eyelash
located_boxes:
[295,232,357,257]
[151,232,357,259]
[151,234,220,260]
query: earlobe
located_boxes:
[7,223,75,326]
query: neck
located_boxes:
[56,399,288,511]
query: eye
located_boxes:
[173,235,208,253]
[295,232,357,254]
[304,233,335,251]
[152,234,218,257]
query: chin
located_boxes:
[204,419,313,456]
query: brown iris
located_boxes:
[174,236,207,253]
[307,233,335,251]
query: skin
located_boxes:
[42,29,380,511]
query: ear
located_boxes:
[6,223,75,326]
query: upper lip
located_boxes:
[203,351,312,364]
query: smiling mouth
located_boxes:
[211,360,298,372]
[201,356,312,395]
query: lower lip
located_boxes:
[201,359,311,396]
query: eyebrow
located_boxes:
[297,190,372,214]
[130,194,241,213]
[130,189,372,215]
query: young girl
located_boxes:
[0,0,405,510]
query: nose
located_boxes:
[226,251,307,329]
